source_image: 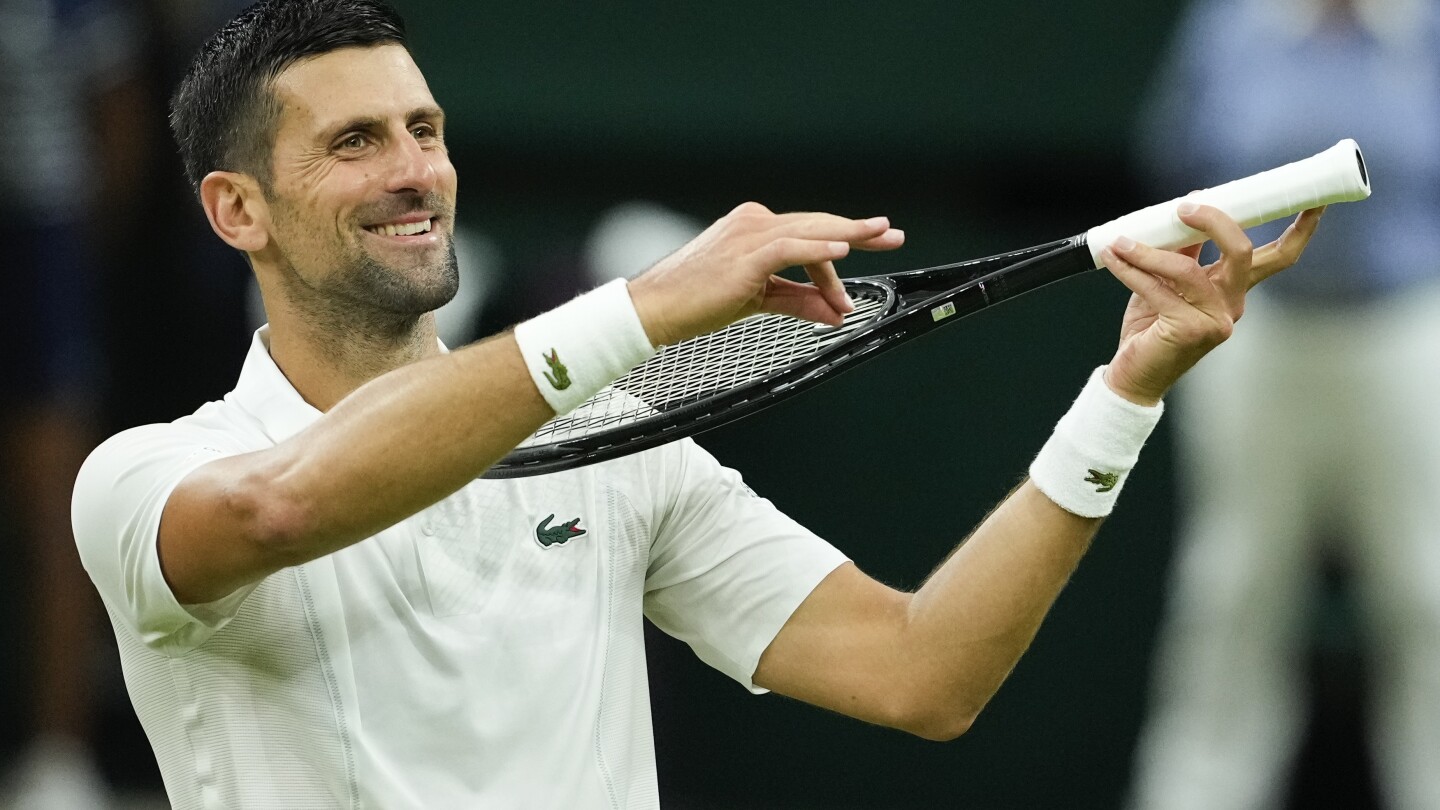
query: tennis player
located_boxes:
[71,0,1323,807]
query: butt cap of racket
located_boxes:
[1085,138,1371,266]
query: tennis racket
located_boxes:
[485,138,1372,479]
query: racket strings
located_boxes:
[520,291,890,447]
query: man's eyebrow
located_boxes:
[316,107,446,144]
[408,105,446,125]
[318,116,385,144]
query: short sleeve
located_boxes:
[642,440,848,693]
[72,424,254,655]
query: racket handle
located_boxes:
[1084,138,1372,267]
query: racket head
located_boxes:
[488,278,899,477]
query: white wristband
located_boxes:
[1029,366,1164,518]
[512,279,657,415]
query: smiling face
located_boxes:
[260,43,459,328]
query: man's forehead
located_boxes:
[273,43,438,134]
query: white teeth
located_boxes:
[368,219,433,237]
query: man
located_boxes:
[71,0,1323,807]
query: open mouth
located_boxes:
[364,218,435,237]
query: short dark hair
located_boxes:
[169,0,408,195]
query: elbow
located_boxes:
[896,706,976,742]
[228,468,318,569]
[887,685,979,742]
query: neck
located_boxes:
[263,292,442,412]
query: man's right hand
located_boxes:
[626,202,905,348]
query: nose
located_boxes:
[384,130,439,195]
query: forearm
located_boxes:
[903,480,1100,727]
[163,333,553,602]
[267,332,550,552]
[895,369,1160,733]
[757,372,1147,739]
[753,482,1099,741]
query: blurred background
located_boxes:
[2,0,1427,807]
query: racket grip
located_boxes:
[1084,138,1372,267]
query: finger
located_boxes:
[755,237,851,274]
[803,260,855,314]
[768,212,894,245]
[1177,203,1253,277]
[1101,246,1188,312]
[851,228,905,252]
[1107,237,1213,306]
[1250,205,1326,287]
[760,276,848,326]
[1173,191,1205,262]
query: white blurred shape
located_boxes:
[582,201,705,286]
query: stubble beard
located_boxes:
[326,237,461,339]
[275,192,461,349]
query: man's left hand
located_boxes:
[1099,204,1325,405]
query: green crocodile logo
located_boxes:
[542,349,571,390]
[1085,469,1119,493]
[535,514,587,548]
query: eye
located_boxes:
[337,133,369,151]
[412,123,438,140]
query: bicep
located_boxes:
[72,427,270,650]
[752,562,917,728]
[157,449,295,605]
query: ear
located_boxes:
[199,171,270,253]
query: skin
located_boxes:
[753,205,1325,739]
[159,42,1324,741]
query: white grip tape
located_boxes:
[513,279,657,415]
[1086,138,1371,266]
[1029,367,1165,518]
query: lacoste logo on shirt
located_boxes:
[542,349,572,390]
[1085,469,1119,493]
[535,513,587,548]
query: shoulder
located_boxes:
[79,402,260,491]
[74,400,267,554]
[72,407,268,651]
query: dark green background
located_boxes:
[391,2,1189,807]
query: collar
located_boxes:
[226,326,325,445]
[225,325,452,446]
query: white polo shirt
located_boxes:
[73,328,848,810]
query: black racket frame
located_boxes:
[484,235,1095,478]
